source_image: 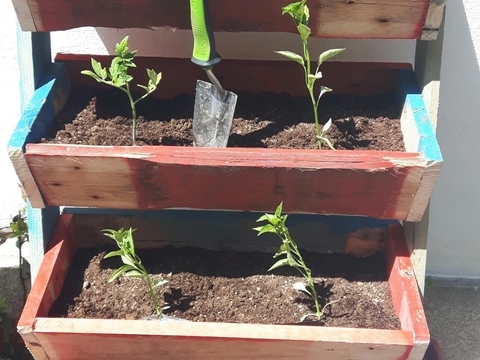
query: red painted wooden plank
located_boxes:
[15,0,430,39]
[386,224,430,359]
[25,145,425,218]
[17,214,76,329]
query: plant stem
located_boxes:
[144,274,160,315]
[279,225,322,318]
[302,38,322,149]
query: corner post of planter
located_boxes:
[404,10,446,294]
[15,29,63,281]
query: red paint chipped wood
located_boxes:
[18,214,429,360]
[25,145,426,219]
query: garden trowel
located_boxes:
[190,0,237,147]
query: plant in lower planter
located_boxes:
[103,228,168,315]
[275,0,345,149]
[81,36,162,144]
[255,202,339,321]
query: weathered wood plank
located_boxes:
[7,62,70,208]
[385,224,429,360]
[13,0,431,39]
[17,214,76,360]
[397,69,442,222]
[34,319,413,360]
[25,145,426,219]
[20,214,429,359]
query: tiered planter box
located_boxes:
[8,59,441,221]
[18,213,429,360]
[9,1,445,359]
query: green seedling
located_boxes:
[103,228,167,315]
[276,0,345,149]
[1,211,30,304]
[81,36,162,144]
[254,202,339,321]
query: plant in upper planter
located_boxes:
[81,36,162,144]
[276,0,345,150]
[254,202,339,321]
[103,228,168,315]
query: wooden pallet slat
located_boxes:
[12,0,434,40]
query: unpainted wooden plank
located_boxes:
[421,0,447,41]
[13,0,431,39]
[10,0,35,31]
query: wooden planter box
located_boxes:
[8,58,442,221]
[18,212,429,360]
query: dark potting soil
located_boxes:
[49,245,401,330]
[41,87,405,151]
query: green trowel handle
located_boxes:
[190,0,221,69]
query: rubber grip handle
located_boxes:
[190,0,221,69]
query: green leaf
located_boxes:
[274,50,304,66]
[274,202,283,218]
[123,269,144,278]
[268,258,289,271]
[273,243,288,258]
[282,0,308,25]
[91,58,107,80]
[108,264,134,282]
[154,279,168,287]
[147,69,162,86]
[318,48,345,67]
[115,36,129,57]
[103,250,124,259]
[297,23,311,42]
[293,281,312,295]
[318,85,333,100]
[308,72,322,81]
[254,224,276,236]
[322,118,333,134]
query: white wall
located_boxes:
[2,1,480,277]
[0,1,25,227]
[427,0,480,278]
[50,27,416,63]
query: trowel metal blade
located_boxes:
[192,80,237,147]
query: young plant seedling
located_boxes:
[254,202,339,321]
[276,0,345,150]
[81,36,162,144]
[103,227,168,315]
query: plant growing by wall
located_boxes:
[276,0,345,150]
[254,202,339,321]
[81,36,162,144]
[103,228,168,315]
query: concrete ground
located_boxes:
[423,278,480,360]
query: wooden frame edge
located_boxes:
[386,224,430,360]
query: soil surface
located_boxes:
[42,87,405,151]
[50,245,401,330]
